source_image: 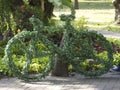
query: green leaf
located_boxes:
[61,0,72,7]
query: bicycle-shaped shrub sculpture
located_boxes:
[4,9,113,80]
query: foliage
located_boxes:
[0,41,7,56]
[4,10,114,80]
[0,57,13,77]
[108,38,120,46]
[107,38,120,65]
[69,30,113,77]
[113,53,120,65]
[0,40,12,77]
[0,0,73,35]
[2,35,119,77]
[3,15,64,80]
[2,0,115,79]
[0,0,72,79]
[4,31,54,80]
[72,16,88,30]
[0,0,52,36]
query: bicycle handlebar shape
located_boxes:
[4,7,113,81]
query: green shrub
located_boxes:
[0,40,8,57]
[72,16,88,30]
[113,53,120,65]
[11,54,49,74]
[107,38,120,65]
[0,57,13,77]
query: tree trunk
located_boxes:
[10,0,24,11]
[74,0,79,9]
[43,0,54,25]
[112,0,120,24]
[51,54,69,77]
[51,32,69,77]
[29,0,54,25]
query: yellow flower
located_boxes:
[17,29,21,33]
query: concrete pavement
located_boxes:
[0,72,120,90]
[92,30,120,39]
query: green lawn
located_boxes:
[54,0,120,32]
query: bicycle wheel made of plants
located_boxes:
[4,31,56,81]
[70,30,113,77]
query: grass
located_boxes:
[78,1,113,9]
[54,0,120,32]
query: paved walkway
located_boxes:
[1,72,120,90]
[92,30,120,39]
[1,30,120,90]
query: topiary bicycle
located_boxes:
[4,9,113,81]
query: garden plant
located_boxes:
[4,7,114,81]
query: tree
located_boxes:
[0,0,54,35]
[0,0,72,33]
[28,0,54,25]
[112,0,120,24]
[74,0,79,9]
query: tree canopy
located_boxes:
[0,0,72,35]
